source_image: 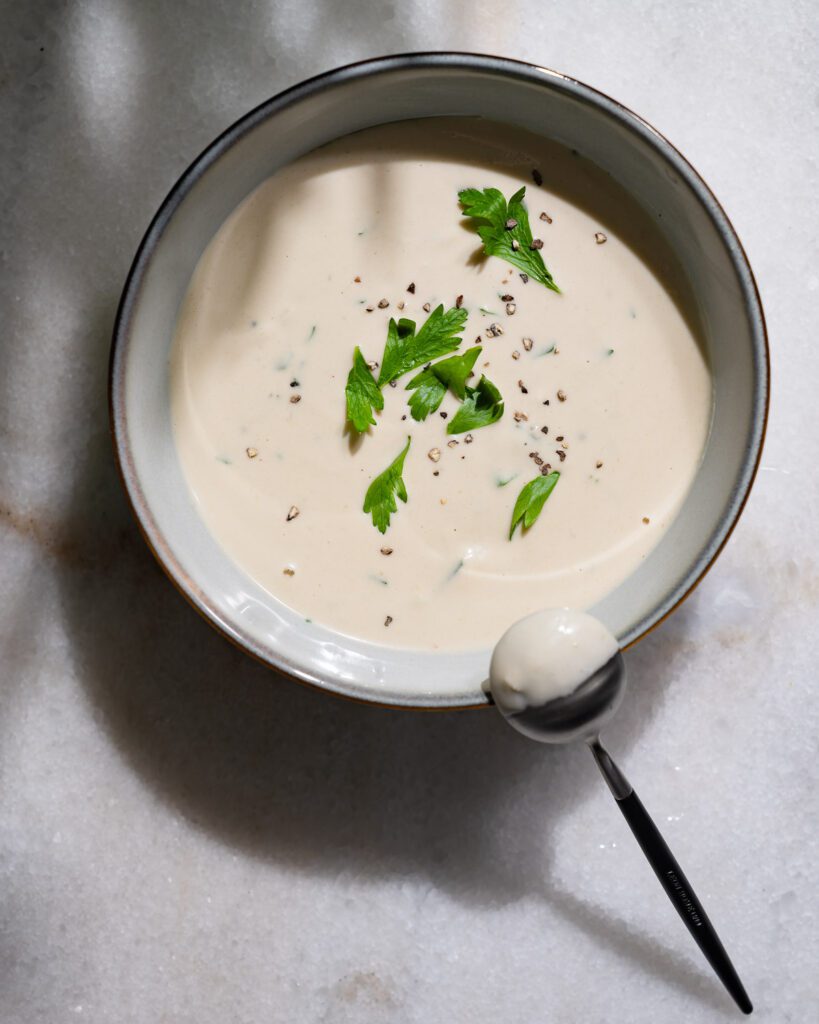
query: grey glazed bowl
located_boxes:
[110,53,768,709]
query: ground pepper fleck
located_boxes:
[522,337,533,351]
[286,505,300,521]
[289,394,301,404]
[384,615,393,627]
[407,282,416,293]
[246,447,258,459]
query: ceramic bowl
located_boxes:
[110,53,768,709]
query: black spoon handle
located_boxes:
[590,741,753,1015]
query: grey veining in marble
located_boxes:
[1,2,817,1022]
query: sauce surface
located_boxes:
[489,608,620,713]
[170,118,711,650]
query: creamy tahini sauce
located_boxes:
[489,608,619,714]
[170,118,711,650]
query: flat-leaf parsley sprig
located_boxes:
[405,346,482,422]
[363,437,412,534]
[378,305,468,387]
[447,375,504,435]
[459,186,560,292]
[345,305,468,433]
[509,471,560,539]
[345,347,384,432]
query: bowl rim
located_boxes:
[109,51,770,711]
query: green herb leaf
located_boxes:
[405,372,446,421]
[345,346,384,432]
[377,306,467,387]
[430,345,481,400]
[459,186,560,292]
[363,437,412,533]
[446,375,504,434]
[509,472,560,539]
[376,317,417,388]
[405,346,481,421]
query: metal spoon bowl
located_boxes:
[499,651,626,745]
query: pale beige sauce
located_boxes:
[489,608,620,713]
[171,118,711,650]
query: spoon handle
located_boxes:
[590,741,752,1015]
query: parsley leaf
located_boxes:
[405,346,482,421]
[405,370,446,422]
[363,437,412,533]
[446,374,504,434]
[345,346,384,432]
[509,472,560,539]
[377,305,467,387]
[376,317,416,388]
[459,186,559,292]
[430,345,481,400]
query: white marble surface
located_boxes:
[2,2,817,1021]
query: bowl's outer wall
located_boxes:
[111,55,768,708]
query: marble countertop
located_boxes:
[2,2,817,1021]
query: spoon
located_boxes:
[489,608,752,1015]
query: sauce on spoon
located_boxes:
[489,607,619,713]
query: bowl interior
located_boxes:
[111,56,767,708]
